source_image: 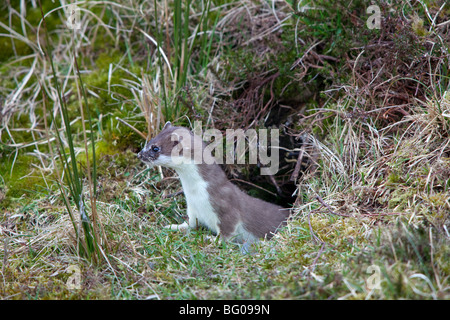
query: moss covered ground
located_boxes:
[0,0,449,300]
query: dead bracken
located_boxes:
[0,0,449,300]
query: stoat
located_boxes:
[137,122,290,244]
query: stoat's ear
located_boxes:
[171,131,182,145]
[163,121,172,131]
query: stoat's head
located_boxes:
[137,122,197,168]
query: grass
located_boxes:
[0,0,449,300]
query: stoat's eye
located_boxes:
[151,145,160,152]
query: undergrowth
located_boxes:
[0,0,449,299]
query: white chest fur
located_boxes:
[172,161,221,234]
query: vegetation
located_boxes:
[0,0,449,299]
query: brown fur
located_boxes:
[138,122,290,243]
[197,162,289,239]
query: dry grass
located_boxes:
[0,0,449,300]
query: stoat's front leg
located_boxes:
[164,221,189,231]
[163,218,199,231]
[164,207,198,232]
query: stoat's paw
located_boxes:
[164,222,189,232]
[204,234,220,243]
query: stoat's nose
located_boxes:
[137,151,144,160]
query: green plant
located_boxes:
[149,0,218,122]
[38,0,105,264]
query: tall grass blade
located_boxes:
[38,0,103,263]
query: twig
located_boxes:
[162,190,184,199]
[316,194,407,218]
[315,195,352,217]
[290,147,305,182]
[307,209,321,244]
[267,174,282,195]
[310,242,326,273]
[363,212,408,217]
[116,117,147,140]
[230,178,278,197]
[3,237,8,275]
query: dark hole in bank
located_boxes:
[220,103,314,209]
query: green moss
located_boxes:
[387,172,403,185]
[0,0,61,62]
[0,36,33,63]
[387,189,415,210]
[75,139,141,182]
[411,15,428,37]
[0,154,47,209]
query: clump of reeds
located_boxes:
[37,0,106,264]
